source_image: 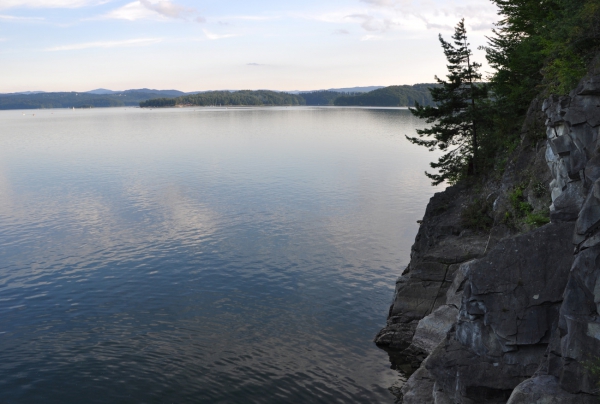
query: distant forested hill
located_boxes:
[0,85,439,110]
[140,86,437,108]
[333,84,437,107]
[0,89,186,110]
[141,90,305,107]
[297,91,356,106]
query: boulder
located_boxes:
[426,336,519,403]
[578,75,600,96]
[374,321,417,350]
[550,181,586,222]
[585,154,600,184]
[506,375,596,404]
[411,305,459,354]
[401,365,435,404]
[575,180,600,236]
[570,94,600,127]
[389,276,445,324]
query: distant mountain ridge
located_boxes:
[85,88,188,96]
[286,86,385,94]
[0,85,437,109]
[0,91,47,95]
[0,89,192,110]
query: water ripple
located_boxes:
[0,107,442,403]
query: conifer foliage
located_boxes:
[407,19,488,185]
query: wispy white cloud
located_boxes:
[0,13,44,20]
[203,29,236,40]
[226,15,279,21]
[139,0,190,19]
[301,0,497,36]
[347,13,396,32]
[361,34,384,41]
[99,1,159,21]
[45,37,161,51]
[0,0,107,9]
[359,0,399,6]
[333,28,349,35]
[99,0,204,22]
[298,9,398,33]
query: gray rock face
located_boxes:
[445,75,600,402]
[426,222,574,403]
[528,74,600,401]
[375,184,491,351]
[426,335,531,403]
[400,366,435,404]
[578,75,600,95]
[377,73,600,403]
[546,245,600,394]
[411,305,459,354]
[457,223,574,351]
[506,375,596,404]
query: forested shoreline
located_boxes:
[0,89,185,110]
[140,90,306,107]
[138,84,437,108]
[0,84,438,110]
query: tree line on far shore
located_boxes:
[0,90,184,110]
[0,85,438,110]
[138,85,438,108]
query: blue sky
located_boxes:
[0,0,499,92]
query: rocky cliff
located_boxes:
[376,71,600,403]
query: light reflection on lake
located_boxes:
[0,107,442,403]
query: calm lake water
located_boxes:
[0,107,441,403]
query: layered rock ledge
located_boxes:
[376,73,600,403]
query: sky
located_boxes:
[0,0,500,92]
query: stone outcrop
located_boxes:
[426,222,574,403]
[520,78,600,402]
[506,375,591,404]
[377,73,600,403]
[374,184,493,354]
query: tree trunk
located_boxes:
[465,38,478,176]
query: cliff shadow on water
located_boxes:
[376,69,600,403]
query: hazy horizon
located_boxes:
[1,85,400,94]
[0,0,498,93]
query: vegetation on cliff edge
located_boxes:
[408,0,600,186]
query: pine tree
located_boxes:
[408,19,488,185]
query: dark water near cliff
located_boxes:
[0,107,441,403]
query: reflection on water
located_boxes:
[0,107,441,403]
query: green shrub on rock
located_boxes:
[525,212,550,227]
[461,199,494,231]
